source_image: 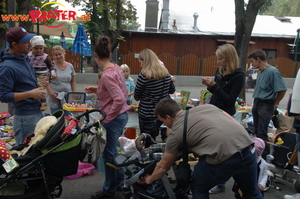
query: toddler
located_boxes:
[28,36,56,111]
[233,137,268,198]
[120,64,135,105]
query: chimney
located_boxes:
[193,12,199,32]
[145,0,159,32]
[160,0,170,32]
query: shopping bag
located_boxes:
[278,114,294,131]
[251,72,258,80]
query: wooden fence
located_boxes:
[119,52,299,78]
[44,50,299,77]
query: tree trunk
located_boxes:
[91,0,99,73]
[0,1,7,50]
[111,0,123,51]
[16,0,33,32]
[234,0,266,100]
[0,29,6,50]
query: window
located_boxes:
[262,49,277,62]
[275,16,291,23]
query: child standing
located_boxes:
[120,64,135,105]
[233,137,268,198]
[246,64,258,91]
[28,36,57,111]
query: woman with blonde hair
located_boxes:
[134,48,175,140]
[202,44,244,116]
[202,44,245,194]
[215,43,240,76]
[46,45,76,114]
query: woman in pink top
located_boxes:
[84,36,129,199]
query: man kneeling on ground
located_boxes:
[144,98,263,199]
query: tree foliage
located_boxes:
[65,0,138,72]
[0,1,7,49]
[260,0,300,16]
[65,0,138,51]
[16,0,33,31]
[15,0,58,32]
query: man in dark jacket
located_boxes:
[0,27,47,145]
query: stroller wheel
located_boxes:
[295,178,300,193]
[50,184,63,198]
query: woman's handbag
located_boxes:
[79,121,106,163]
[175,110,192,187]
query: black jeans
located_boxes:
[252,98,274,158]
[138,116,162,140]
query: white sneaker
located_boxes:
[284,193,300,199]
[209,185,225,194]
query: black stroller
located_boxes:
[110,133,191,199]
[0,109,105,199]
[266,132,300,192]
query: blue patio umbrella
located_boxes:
[71,24,92,72]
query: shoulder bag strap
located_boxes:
[182,110,189,162]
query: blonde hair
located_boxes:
[52,45,65,54]
[216,44,239,76]
[120,64,132,79]
[139,49,169,80]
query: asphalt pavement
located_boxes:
[0,83,297,199]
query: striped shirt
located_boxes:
[134,73,176,118]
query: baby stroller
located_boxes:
[0,109,106,199]
[265,132,300,192]
[110,133,191,199]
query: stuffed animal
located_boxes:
[10,116,58,156]
[0,140,11,161]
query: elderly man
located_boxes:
[144,98,263,199]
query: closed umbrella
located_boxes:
[71,23,92,72]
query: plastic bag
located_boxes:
[118,136,137,156]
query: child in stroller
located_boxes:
[0,109,106,199]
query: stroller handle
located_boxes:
[75,108,106,123]
[74,109,106,136]
[135,133,157,157]
[266,141,290,149]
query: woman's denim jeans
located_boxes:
[191,148,263,199]
[13,112,43,146]
[101,112,128,196]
